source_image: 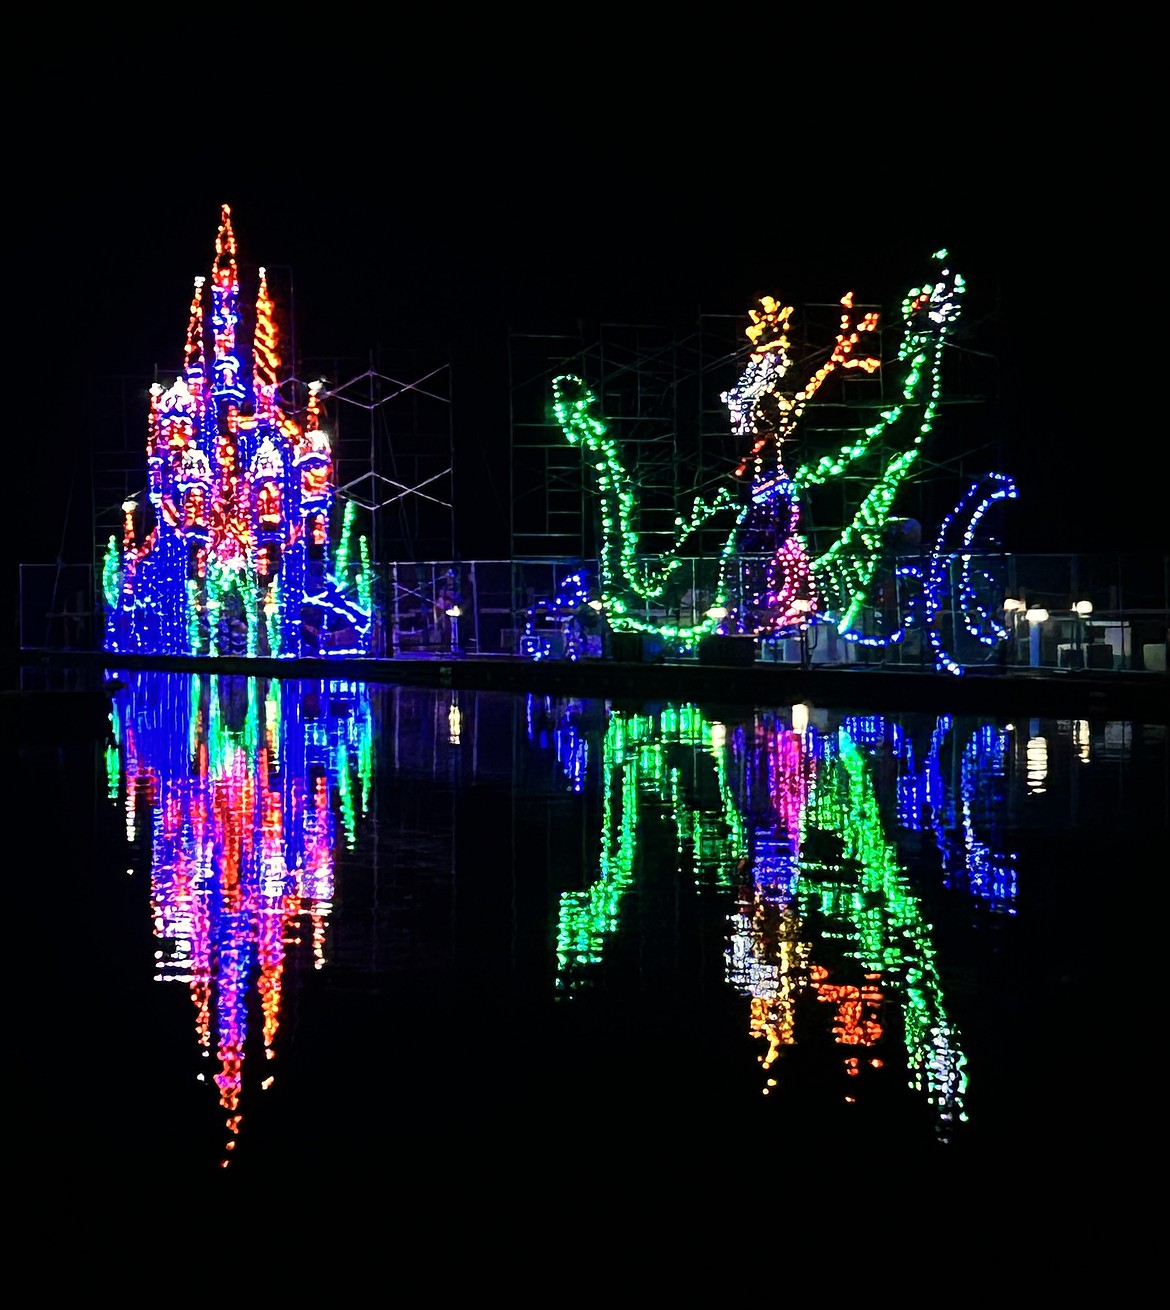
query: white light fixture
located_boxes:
[705,605,728,620]
[445,605,462,618]
[1073,600,1093,616]
[1003,598,1025,613]
[1024,607,1049,623]
[121,499,138,514]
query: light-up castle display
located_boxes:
[102,204,372,659]
[548,250,1019,674]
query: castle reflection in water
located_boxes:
[87,667,1163,1181]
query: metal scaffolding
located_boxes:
[505,297,1003,576]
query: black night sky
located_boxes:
[9,65,1162,641]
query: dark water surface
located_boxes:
[14,669,1166,1219]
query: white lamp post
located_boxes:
[1003,599,1025,664]
[445,604,462,655]
[1072,599,1093,655]
[1024,607,1049,667]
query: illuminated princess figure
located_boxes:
[720,292,878,635]
[102,204,372,658]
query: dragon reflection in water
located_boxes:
[546,698,1018,1144]
[550,250,1018,674]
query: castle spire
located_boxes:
[252,265,280,424]
[209,203,244,404]
[183,274,208,418]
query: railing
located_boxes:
[17,553,1170,673]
